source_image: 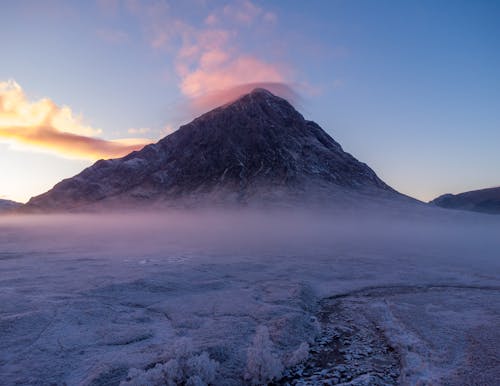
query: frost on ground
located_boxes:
[0,207,499,385]
[244,325,283,384]
[120,337,219,386]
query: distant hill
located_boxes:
[430,187,500,214]
[26,88,413,211]
[0,199,22,213]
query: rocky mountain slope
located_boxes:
[26,88,410,211]
[430,186,500,214]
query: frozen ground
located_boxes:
[0,207,499,385]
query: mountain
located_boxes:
[0,199,22,213]
[25,88,410,211]
[430,186,500,214]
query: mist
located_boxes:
[1,207,499,266]
[1,207,499,384]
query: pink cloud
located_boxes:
[118,0,294,113]
[204,13,218,26]
[223,0,263,25]
[181,55,286,97]
[185,82,300,115]
[199,49,230,69]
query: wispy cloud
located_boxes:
[0,80,151,159]
[180,54,286,98]
[221,0,270,25]
[121,0,291,110]
[185,82,300,115]
[175,1,285,102]
[127,127,151,135]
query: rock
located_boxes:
[25,88,411,212]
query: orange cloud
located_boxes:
[0,125,150,160]
[0,80,150,160]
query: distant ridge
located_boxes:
[0,199,22,213]
[25,88,413,211]
[430,186,500,214]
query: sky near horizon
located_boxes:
[1,0,499,203]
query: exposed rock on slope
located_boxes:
[26,89,409,211]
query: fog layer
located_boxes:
[1,207,499,385]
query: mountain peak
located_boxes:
[249,87,275,96]
[191,86,301,133]
[215,86,292,110]
[247,87,285,101]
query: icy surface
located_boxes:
[0,207,499,385]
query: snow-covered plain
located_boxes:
[0,206,499,385]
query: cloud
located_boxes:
[185,82,300,115]
[127,127,151,135]
[124,0,176,50]
[101,0,300,118]
[180,55,286,98]
[204,13,218,26]
[222,0,264,25]
[123,0,289,99]
[171,3,290,110]
[218,0,276,26]
[0,80,151,160]
[0,125,150,160]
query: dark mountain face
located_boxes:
[430,187,500,214]
[26,89,405,211]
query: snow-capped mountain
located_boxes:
[26,88,410,211]
[430,186,500,214]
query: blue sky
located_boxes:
[1,0,499,202]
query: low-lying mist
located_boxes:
[1,207,499,268]
[1,207,499,385]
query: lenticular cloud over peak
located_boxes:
[184,82,300,115]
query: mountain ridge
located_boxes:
[430,186,500,214]
[0,199,22,213]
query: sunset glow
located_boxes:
[0,80,151,160]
